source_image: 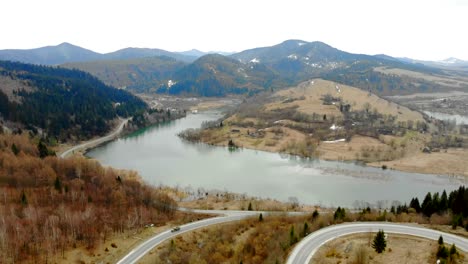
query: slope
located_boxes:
[157,54,285,96]
[0,60,147,140]
[63,56,186,92]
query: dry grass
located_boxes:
[200,124,308,153]
[374,66,468,89]
[369,148,468,177]
[317,135,393,162]
[190,100,228,111]
[179,194,318,212]
[267,79,424,122]
[312,233,467,264]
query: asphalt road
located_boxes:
[59,118,129,158]
[116,210,260,264]
[286,222,468,264]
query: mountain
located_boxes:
[103,47,196,63]
[157,54,285,96]
[0,42,101,65]
[398,57,468,69]
[176,49,207,58]
[63,56,186,92]
[0,43,197,65]
[0,60,146,140]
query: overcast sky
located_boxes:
[2,0,468,60]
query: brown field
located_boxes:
[312,233,467,264]
[317,135,392,161]
[374,66,468,89]
[267,79,424,122]
[369,148,468,177]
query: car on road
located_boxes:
[171,226,181,232]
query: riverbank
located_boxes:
[187,122,468,178]
[57,117,130,158]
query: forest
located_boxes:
[0,60,147,141]
[0,133,177,263]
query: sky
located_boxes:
[2,0,468,61]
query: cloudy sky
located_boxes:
[2,0,467,60]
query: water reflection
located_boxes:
[87,111,466,207]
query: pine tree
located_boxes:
[438,235,444,245]
[421,192,433,217]
[312,209,319,221]
[21,190,28,205]
[11,143,19,155]
[259,213,263,222]
[302,222,309,237]
[450,244,457,256]
[54,176,62,191]
[248,202,253,211]
[372,230,386,253]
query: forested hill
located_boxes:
[0,60,147,140]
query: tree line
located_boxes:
[0,60,147,141]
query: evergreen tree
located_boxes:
[334,207,346,220]
[289,225,298,245]
[409,197,421,213]
[259,213,263,222]
[247,202,253,211]
[440,190,448,212]
[54,176,62,191]
[38,141,50,158]
[302,222,309,237]
[438,235,444,245]
[312,209,319,221]
[21,190,28,205]
[421,192,433,217]
[11,143,19,155]
[450,244,457,256]
[372,230,387,253]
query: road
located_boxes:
[286,222,468,264]
[59,118,129,158]
[116,210,260,264]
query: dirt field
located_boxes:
[312,233,467,264]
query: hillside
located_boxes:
[0,60,147,140]
[63,56,186,92]
[180,79,468,176]
[0,133,178,263]
[157,54,286,96]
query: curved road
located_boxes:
[116,210,260,264]
[59,118,129,158]
[286,222,468,264]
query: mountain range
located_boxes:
[1,40,467,96]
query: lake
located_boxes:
[87,111,466,207]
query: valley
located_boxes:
[1,39,468,264]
